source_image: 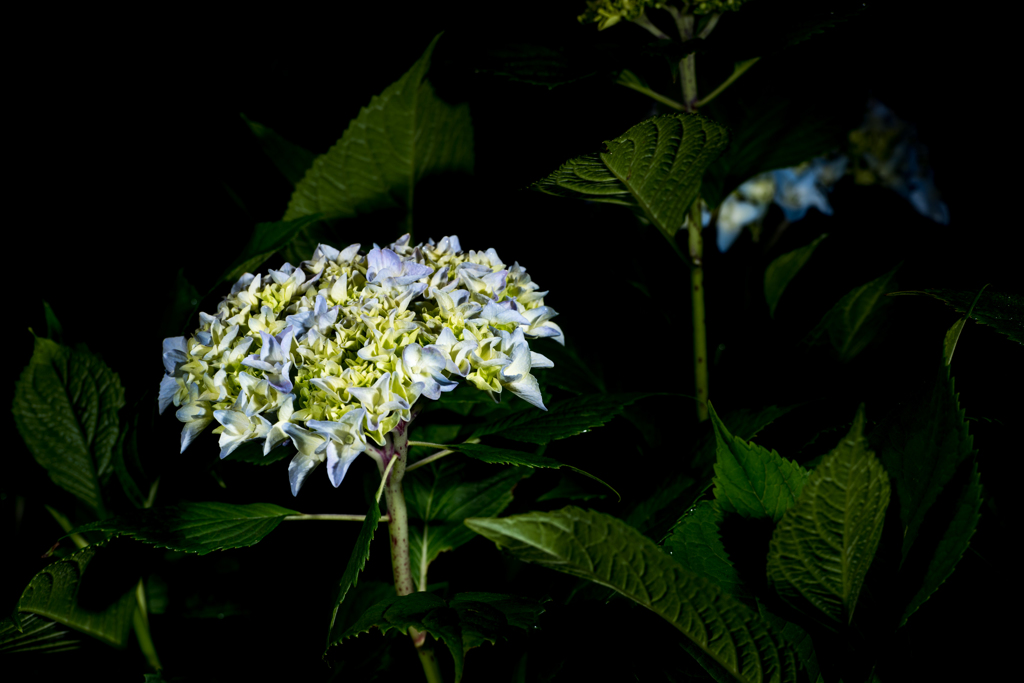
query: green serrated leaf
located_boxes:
[872,362,974,562]
[692,404,799,478]
[13,337,125,514]
[765,234,827,317]
[756,603,821,683]
[900,460,982,626]
[218,213,323,286]
[662,500,747,600]
[334,591,543,683]
[18,545,135,648]
[532,114,729,236]
[710,402,809,522]
[889,286,1024,345]
[473,392,659,444]
[241,113,316,186]
[466,506,798,683]
[326,500,381,651]
[284,32,473,239]
[406,460,526,591]
[804,267,898,362]
[767,407,890,623]
[68,502,298,555]
[0,613,80,655]
[433,442,619,501]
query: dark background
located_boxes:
[5,1,1015,680]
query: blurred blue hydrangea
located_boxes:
[849,99,949,225]
[712,98,948,253]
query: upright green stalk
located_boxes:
[668,8,698,110]
[134,580,162,671]
[380,421,444,683]
[689,201,709,421]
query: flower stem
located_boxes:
[133,579,162,671]
[615,77,685,111]
[670,11,699,110]
[381,421,445,683]
[695,57,760,108]
[688,201,709,421]
[633,11,671,40]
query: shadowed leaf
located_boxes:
[663,500,747,600]
[765,234,827,317]
[326,500,382,651]
[0,614,80,655]
[767,407,890,623]
[13,337,124,514]
[466,506,798,683]
[804,267,898,362]
[871,362,974,562]
[889,286,1023,345]
[899,460,982,626]
[333,592,542,683]
[17,545,135,648]
[473,392,660,444]
[532,114,729,236]
[241,113,316,186]
[710,402,809,522]
[406,460,526,591]
[429,442,619,501]
[284,33,473,239]
[69,502,298,555]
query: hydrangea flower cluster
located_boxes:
[158,235,561,495]
[707,99,949,253]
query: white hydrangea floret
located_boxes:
[158,235,560,495]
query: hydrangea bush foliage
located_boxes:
[7,3,1011,683]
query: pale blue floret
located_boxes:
[285,294,340,340]
[520,306,564,345]
[772,167,835,222]
[162,337,188,375]
[242,327,295,393]
[456,262,507,300]
[496,328,550,410]
[716,196,766,252]
[348,372,414,435]
[306,408,369,488]
[429,327,475,377]
[367,247,434,285]
[401,343,459,400]
[263,395,299,454]
[480,300,530,328]
[213,409,272,459]
[175,383,215,453]
[158,375,183,415]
